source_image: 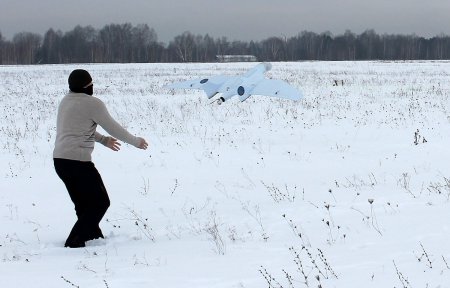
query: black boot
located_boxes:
[65,235,86,248]
[85,226,104,242]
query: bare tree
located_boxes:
[131,24,158,62]
[41,29,63,64]
[170,31,196,62]
[12,32,42,64]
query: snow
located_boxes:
[1,61,450,287]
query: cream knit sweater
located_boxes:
[53,92,140,161]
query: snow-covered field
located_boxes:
[1,61,450,287]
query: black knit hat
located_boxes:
[68,69,92,93]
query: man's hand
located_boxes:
[106,137,121,151]
[137,137,148,150]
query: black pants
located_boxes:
[54,158,110,247]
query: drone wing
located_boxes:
[167,75,237,99]
[250,79,302,101]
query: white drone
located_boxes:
[166,62,302,105]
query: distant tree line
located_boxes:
[1,23,450,64]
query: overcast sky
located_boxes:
[1,0,450,43]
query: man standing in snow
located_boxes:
[53,69,148,248]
